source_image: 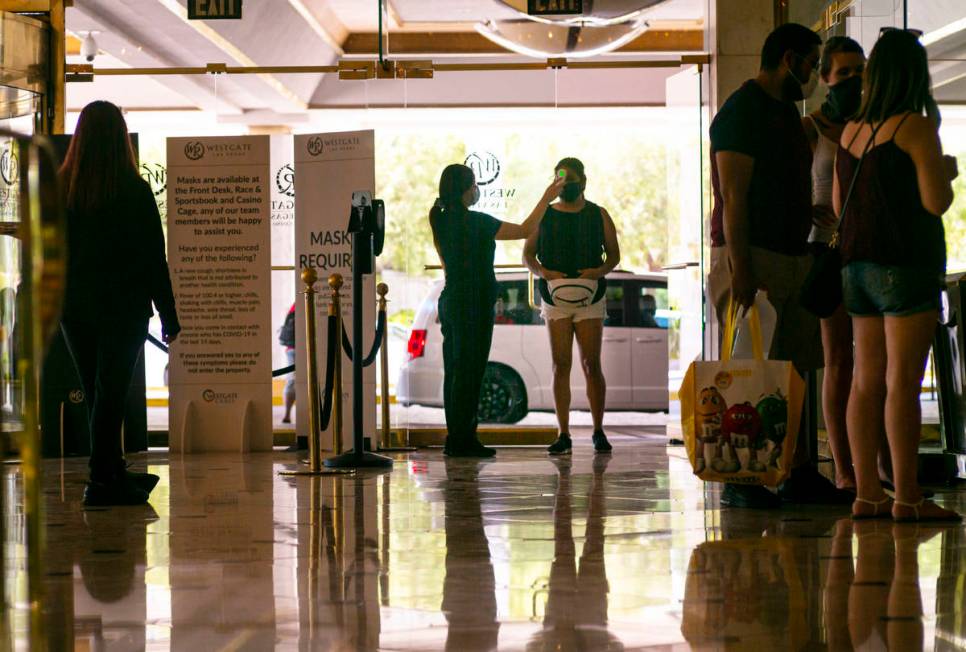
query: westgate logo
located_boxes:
[464,151,501,186]
[203,389,238,404]
[184,141,205,161]
[307,137,324,157]
[276,164,294,197]
[140,162,167,197]
[0,149,18,186]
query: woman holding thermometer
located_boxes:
[430,164,564,457]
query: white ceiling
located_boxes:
[66,0,707,120]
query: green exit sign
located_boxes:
[528,0,583,15]
[188,0,242,20]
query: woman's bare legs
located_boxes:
[821,305,855,489]
[884,311,959,520]
[848,316,889,514]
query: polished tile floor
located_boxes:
[14,429,966,651]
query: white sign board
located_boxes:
[166,135,272,452]
[294,131,376,451]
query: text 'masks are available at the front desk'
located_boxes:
[166,135,273,452]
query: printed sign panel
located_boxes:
[167,135,272,452]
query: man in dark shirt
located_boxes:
[709,23,851,508]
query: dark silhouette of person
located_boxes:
[58,101,179,506]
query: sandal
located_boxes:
[851,496,894,520]
[892,498,962,523]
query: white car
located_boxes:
[397,271,670,423]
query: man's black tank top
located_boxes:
[536,201,606,305]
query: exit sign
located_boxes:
[188,0,242,20]
[528,0,583,15]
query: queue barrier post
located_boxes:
[376,284,415,452]
[329,273,345,457]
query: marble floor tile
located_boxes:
[5,429,966,650]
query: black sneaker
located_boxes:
[83,476,150,507]
[117,462,160,494]
[778,466,855,505]
[444,439,497,458]
[720,483,782,509]
[284,437,309,453]
[547,433,572,455]
[592,430,612,453]
[125,470,160,494]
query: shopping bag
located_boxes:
[680,301,805,487]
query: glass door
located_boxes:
[664,65,710,376]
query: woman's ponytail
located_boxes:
[431,164,476,268]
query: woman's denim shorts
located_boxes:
[842,261,942,317]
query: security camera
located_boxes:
[81,32,98,63]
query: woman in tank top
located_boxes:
[802,37,867,495]
[833,30,959,522]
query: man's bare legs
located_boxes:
[548,317,575,436]
[574,318,605,431]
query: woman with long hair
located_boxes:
[803,36,867,492]
[833,31,959,521]
[431,164,562,457]
[60,101,180,506]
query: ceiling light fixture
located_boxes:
[475,18,649,58]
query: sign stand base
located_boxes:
[324,450,393,469]
[278,468,355,477]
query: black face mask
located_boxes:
[781,68,805,102]
[822,75,862,123]
[560,182,582,202]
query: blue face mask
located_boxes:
[464,186,480,207]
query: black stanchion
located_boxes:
[325,198,393,470]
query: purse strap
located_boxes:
[832,119,890,247]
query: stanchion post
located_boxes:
[376,284,416,452]
[329,274,344,455]
[378,283,391,449]
[303,268,323,472]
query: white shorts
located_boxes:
[540,297,606,323]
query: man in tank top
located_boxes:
[524,158,621,456]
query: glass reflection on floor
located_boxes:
[7,436,965,650]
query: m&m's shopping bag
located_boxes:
[680,302,805,487]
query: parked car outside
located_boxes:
[397,271,671,423]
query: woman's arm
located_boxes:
[496,178,564,241]
[897,113,956,216]
[579,208,621,280]
[140,182,180,341]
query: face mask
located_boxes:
[786,58,818,101]
[560,182,582,202]
[464,186,480,207]
[822,75,862,122]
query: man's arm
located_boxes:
[523,228,565,281]
[579,207,620,279]
[716,150,756,313]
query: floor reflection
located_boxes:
[528,456,617,651]
[12,434,966,650]
[442,460,499,651]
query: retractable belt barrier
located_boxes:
[340,309,387,368]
